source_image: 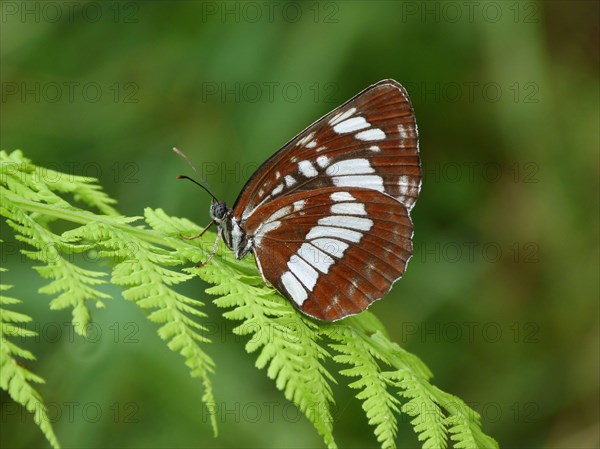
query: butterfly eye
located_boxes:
[211,202,227,221]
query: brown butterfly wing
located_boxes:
[243,187,413,321]
[232,79,420,224]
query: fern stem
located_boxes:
[9,196,161,241]
[8,196,255,275]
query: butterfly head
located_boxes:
[210,200,229,224]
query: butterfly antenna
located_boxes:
[172,147,220,202]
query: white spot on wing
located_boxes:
[288,257,318,291]
[370,145,380,152]
[298,243,334,274]
[332,175,385,192]
[306,225,362,243]
[318,215,373,231]
[330,192,356,202]
[355,128,386,141]
[293,200,305,212]
[297,131,316,147]
[255,204,294,244]
[306,140,317,148]
[326,159,374,176]
[324,295,340,314]
[398,123,410,139]
[254,220,281,245]
[272,183,284,195]
[398,175,411,196]
[329,107,356,125]
[264,220,282,232]
[281,271,307,305]
[285,175,296,187]
[403,197,416,209]
[333,116,370,134]
[311,238,349,259]
[316,155,329,168]
[331,202,367,216]
[298,160,318,177]
[267,206,292,222]
[316,146,327,152]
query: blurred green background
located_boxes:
[1,1,598,448]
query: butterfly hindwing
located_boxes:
[244,187,414,321]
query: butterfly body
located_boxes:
[204,79,421,322]
[210,203,251,259]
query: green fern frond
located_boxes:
[63,216,219,436]
[1,192,111,336]
[1,150,116,335]
[361,329,447,448]
[1,149,499,449]
[384,370,447,448]
[325,322,401,449]
[436,387,499,449]
[201,261,338,449]
[0,268,60,449]
[1,149,117,215]
[1,151,218,437]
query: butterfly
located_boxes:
[176,79,421,321]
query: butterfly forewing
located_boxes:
[244,187,413,321]
[233,79,421,222]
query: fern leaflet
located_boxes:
[0,267,60,449]
[325,321,401,449]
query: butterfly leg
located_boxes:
[181,220,214,240]
[195,228,222,268]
